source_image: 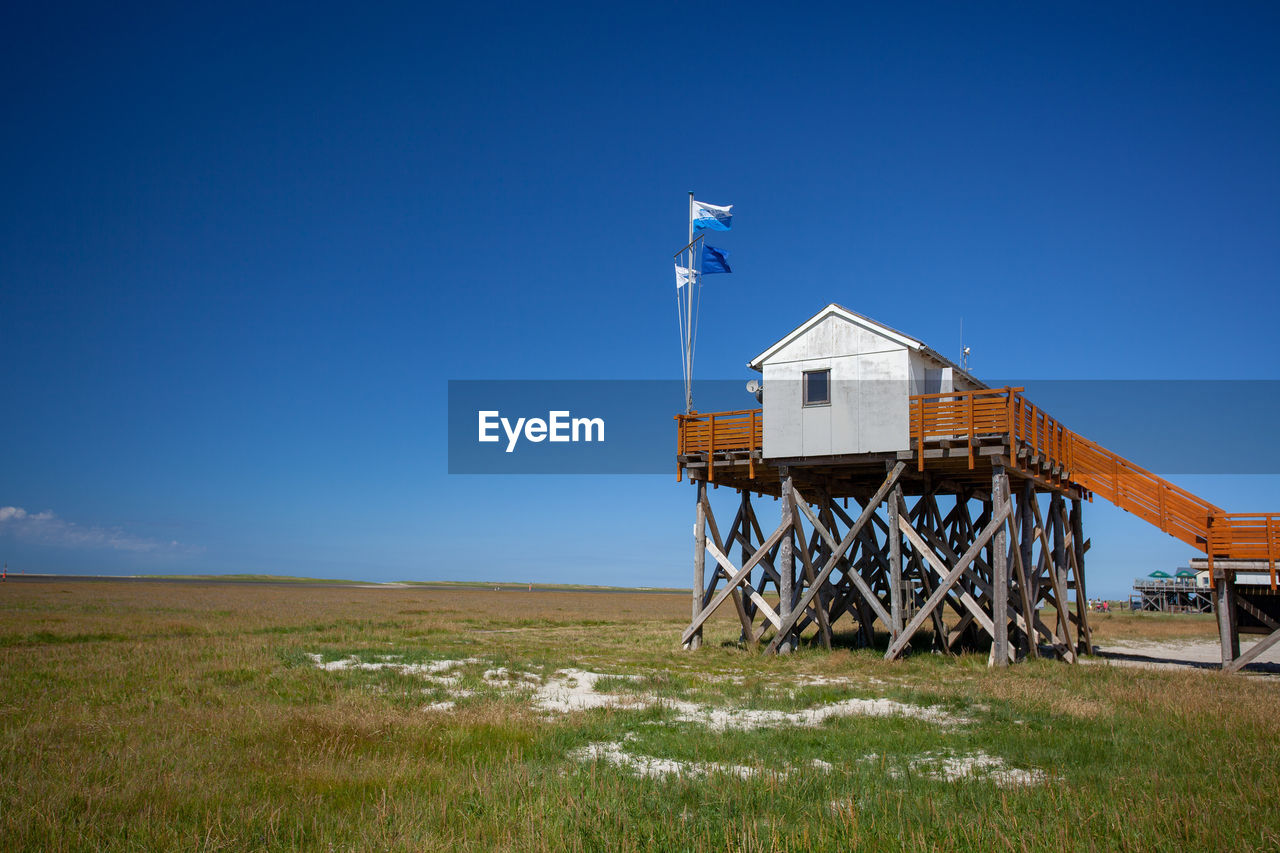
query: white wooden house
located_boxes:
[747,304,984,459]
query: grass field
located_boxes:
[2,579,1278,851]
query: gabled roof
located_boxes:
[747,303,986,389]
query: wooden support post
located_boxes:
[1028,496,1072,659]
[687,479,707,651]
[1019,480,1037,656]
[888,477,904,639]
[789,490,832,650]
[992,464,1010,667]
[777,467,795,654]
[1010,481,1038,659]
[1050,493,1074,661]
[703,489,753,644]
[915,557,951,652]
[736,491,756,644]
[1216,572,1240,668]
[1070,499,1093,655]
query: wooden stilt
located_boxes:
[732,492,756,644]
[701,489,753,644]
[777,467,795,654]
[1069,499,1093,655]
[1018,480,1038,657]
[686,479,707,651]
[790,490,832,650]
[1050,494,1076,662]
[992,464,1010,667]
[888,477,904,640]
[1217,574,1240,668]
[1009,484,1038,659]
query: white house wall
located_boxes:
[856,350,910,453]
[762,361,804,457]
[765,314,904,364]
[761,314,913,458]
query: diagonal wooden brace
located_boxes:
[791,492,893,631]
[706,539,782,629]
[682,516,791,645]
[884,501,1012,661]
[764,463,905,654]
[1225,624,1280,673]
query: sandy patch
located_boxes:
[308,654,480,676]
[422,701,456,712]
[913,751,1045,786]
[528,668,965,728]
[531,669,648,713]
[570,742,837,781]
[309,655,966,728]
[570,741,769,780]
[859,750,1044,788]
[1091,638,1280,674]
[483,667,542,685]
[662,696,967,731]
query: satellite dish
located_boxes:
[745,379,763,403]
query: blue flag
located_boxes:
[700,244,732,274]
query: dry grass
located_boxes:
[1084,608,1219,643]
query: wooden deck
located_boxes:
[675,387,1280,570]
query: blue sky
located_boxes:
[2,2,1278,596]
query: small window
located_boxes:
[803,369,830,406]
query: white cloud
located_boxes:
[0,506,189,553]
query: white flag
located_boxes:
[692,200,733,231]
[675,264,695,289]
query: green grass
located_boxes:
[1,580,1277,851]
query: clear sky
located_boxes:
[2,2,1278,597]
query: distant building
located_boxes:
[1129,566,1212,613]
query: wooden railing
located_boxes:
[912,387,1277,565]
[675,408,762,481]
[1208,513,1280,588]
[911,387,1027,470]
[1067,431,1217,552]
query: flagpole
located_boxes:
[686,191,695,414]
